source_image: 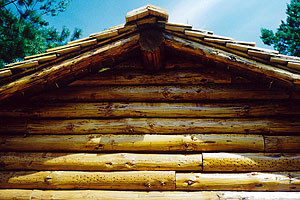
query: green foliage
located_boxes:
[261,0,300,56]
[0,0,82,68]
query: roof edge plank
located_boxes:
[0,34,140,102]
[163,32,300,87]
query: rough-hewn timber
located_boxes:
[265,136,300,153]
[0,34,140,101]
[176,172,300,191]
[1,190,300,200]
[0,171,175,190]
[163,32,300,87]
[69,69,232,86]
[0,134,264,152]
[139,29,165,71]
[0,152,202,171]
[203,153,300,172]
[31,84,300,102]
[1,118,299,135]
[1,102,300,118]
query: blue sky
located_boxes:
[45,0,290,49]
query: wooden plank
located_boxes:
[0,171,175,190]
[48,45,81,55]
[203,153,300,172]
[32,84,296,102]
[265,136,300,152]
[226,43,250,52]
[0,70,12,78]
[126,5,168,23]
[16,118,300,135]
[0,152,202,171]
[1,190,299,200]
[185,30,233,40]
[163,32,300,86]
[0,34,140,101]
[176,172,300,191]
[2,102,300,118]
[0,134,264,152]
[6,60,39,70]
[248,50,273,59]
[70,69,232,86]
[288,62,300,71]
[91,30,118,41]
[46,43,78,53]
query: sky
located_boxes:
[45,0,290,49]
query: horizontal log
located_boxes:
[2,118,300,135]
[1,102,300,118]
[0,171,175,190]
[1,190,300,200]
[69,69,232,86]
[265,136,300,153]
[203,153,300,172]
[176,172,300,191]
[0,134,264,152]
[0,152,202,171]
[31,84,298,102]
[3,152,300,172]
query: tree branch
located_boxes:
[13,2,24,18]
[0,0,18,8]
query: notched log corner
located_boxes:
[139,29,165,71]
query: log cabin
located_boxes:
[0,4,300,199]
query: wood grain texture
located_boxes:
[0,134,264,152]
[176,172,300,191]
[0,171,175,190]
[31,84,297,102]
[0,152,202,171]
[0,34,140,101]
[265,136,300,153]
[2,118,299,135]
[2,102,300,118]
[139,29,165,71]
[69,69,232,86]
[203,153,300,172]
[1,190,300,200]
[163,32,300,86]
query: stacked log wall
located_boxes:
[1,62,300,199]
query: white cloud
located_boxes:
[168,0,223,27]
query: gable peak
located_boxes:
[126,4,168,24]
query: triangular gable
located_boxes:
[1,4,300,102]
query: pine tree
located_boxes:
[261,0,300,56]
[0,0,82,68]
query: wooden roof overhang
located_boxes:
[1,4,300,102]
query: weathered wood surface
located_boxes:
[203,153,300,172]
[163,32,300,86]
[265,136,300,153]
[0,134,264,152]
[2,152,300,172]
[2,102,300,118]
[176,172,300,191]
[139,29,165,71]
[0,171,175,190]
[32,84,299,102]
[1,190,300,200]
[1,171,299,191]
[2,118,299,135]
[0,34,140,102]
[0,102,296,118]
[0,152,202,171]
[69,69,232,86]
